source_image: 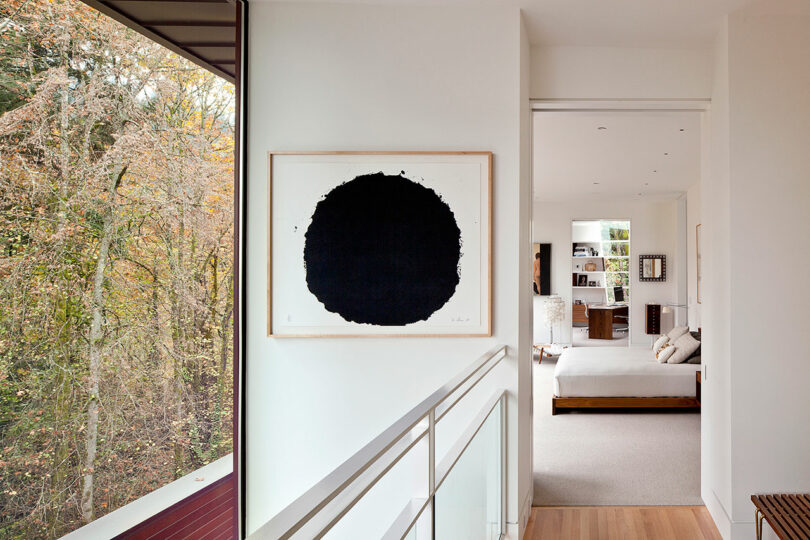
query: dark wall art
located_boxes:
[268,152,492,336]
[303,172,461,326]
[532,242,552,296]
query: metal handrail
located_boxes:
[250,345,507,539]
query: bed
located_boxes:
[551,346,701,414]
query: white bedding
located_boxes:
[553,347,700,398]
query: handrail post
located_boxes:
[428,409,436,539]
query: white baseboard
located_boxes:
[518,487,533,538]
[704,488,763,539]
[704,489,732,539]
[505,488,533,539]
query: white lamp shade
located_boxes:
[543,295,566,326]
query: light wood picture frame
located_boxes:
[267,151,493,337]
[696,223,702,304]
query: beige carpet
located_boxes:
[533,357,702,506]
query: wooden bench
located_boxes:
[752,494,810,539]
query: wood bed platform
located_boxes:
[552,396,700,415]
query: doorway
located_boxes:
[530,103,706,508]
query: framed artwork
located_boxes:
[577,274,588,287]
[639,254,667,282]
[268,151,492,337]
[696,224,702,304]
[532,242,552,295]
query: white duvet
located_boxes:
[553,346,700,398]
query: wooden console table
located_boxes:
[752,494,810,539]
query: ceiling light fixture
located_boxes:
[597,126,607,130]
[593,182,600,185]
[680,128,685,132]
[664,152,669,155]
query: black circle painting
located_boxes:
[303,172,461,326]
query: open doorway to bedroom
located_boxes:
[531,106,704,509]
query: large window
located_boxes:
[0,1,235,536]
[601,221,630,304]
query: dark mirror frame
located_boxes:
[639,254,667,282]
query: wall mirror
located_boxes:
[639,254,666,282]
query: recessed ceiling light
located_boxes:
[664,152,669,156]
[653,170,658,173]
[680,128,685,132]
[597,126,607,130]
[593,182,600,185]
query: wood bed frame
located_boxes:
[551,396,700,415]
[551,340,703,415]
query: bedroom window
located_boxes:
[602,221,631,304]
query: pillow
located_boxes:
[656,344,675,363]
[653,335,670,353]
[667,325,689,341]
[687,332,701,360]
[668,332,702,364]
[686,355,701,365]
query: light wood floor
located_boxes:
[525,506,723,540]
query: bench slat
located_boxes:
[752,494,810,540]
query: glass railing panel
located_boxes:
[434,399,502,540]
[321,432,428,540]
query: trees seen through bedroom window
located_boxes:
[601,221,630,304]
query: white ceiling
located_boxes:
[267,0,755,48]
[532,111,701,202]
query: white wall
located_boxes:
[532,198,681,347]
[703,2,810,537]
[530,45,712,100]
[245,3,532,537]
[516,12,534,534]
[676,196,688,327]
[686,183,701,329]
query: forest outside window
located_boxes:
[0,0,236,537]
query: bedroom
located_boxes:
[531,108,705,507]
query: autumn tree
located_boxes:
[0,0,234,537]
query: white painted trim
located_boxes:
[61,454,233,540]
[703,487,761,539]
[703,488,732,539]
[531,99,711,111]
[517,487,533,537]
